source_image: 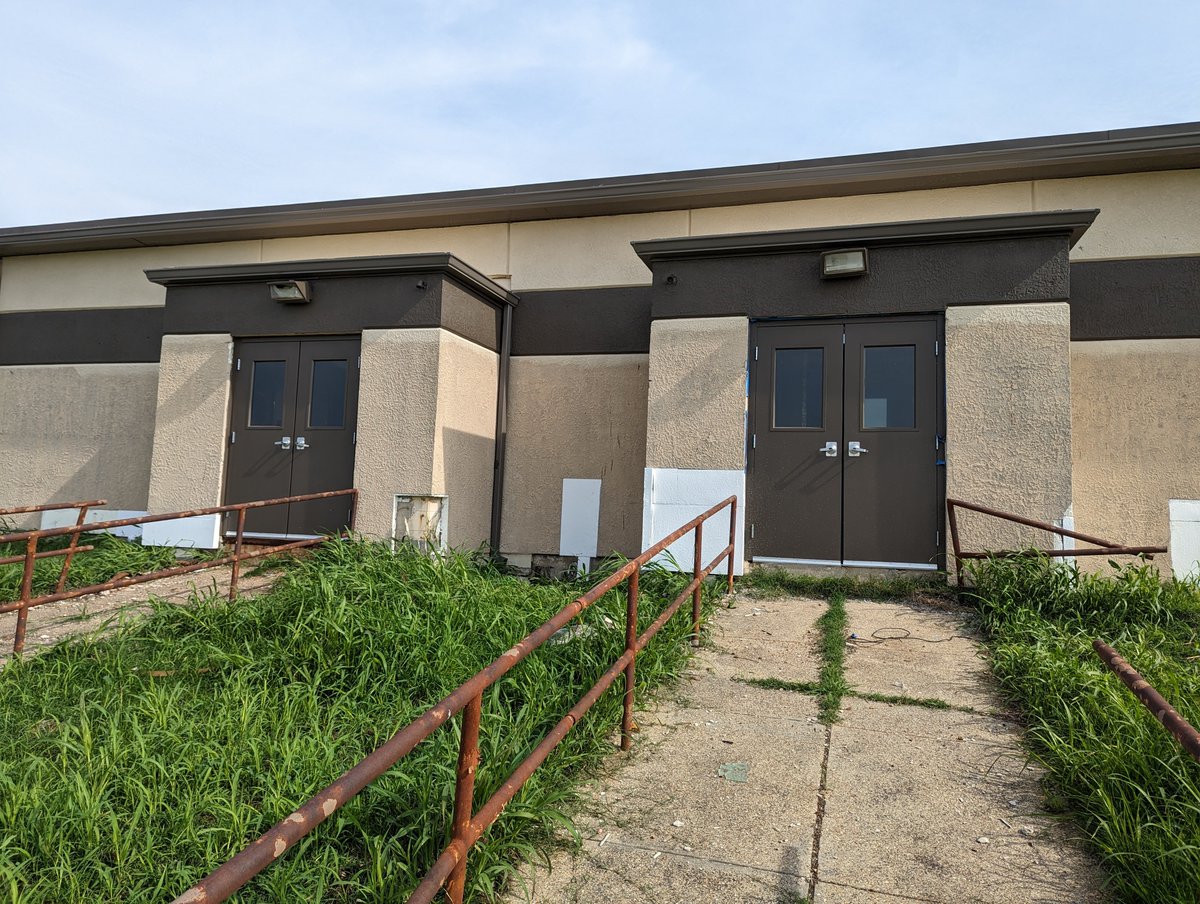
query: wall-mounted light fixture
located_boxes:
[269,280,312,304]
[820,248,868,279]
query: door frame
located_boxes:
[221,333,361,540]
[746,313,947,571]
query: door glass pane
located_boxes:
[774,348,823,428]
[249,361,286,427]
[862,345,915,429]
[309,360,348,428]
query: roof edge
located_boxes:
[3,121,1195,256]
[632,209,1101,265]
[144,253,519,306]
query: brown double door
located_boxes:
[224,337,360,538]
[749,317,941,569]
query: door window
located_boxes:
[862,345,915,429]
[249,361,287,427]
[773,347,824,429]
[308,360,348,428]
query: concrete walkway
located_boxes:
[508,589,1107,903]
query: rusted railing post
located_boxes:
[54,502,92,594]
[692,521,703,646]
[446,693,483,904]
[14,536,37,654]
[726,497,737,595]
[349,489,359,532]
[621,565,640,751]
[228,508,247,602]
[946,501,963,589]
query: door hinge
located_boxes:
[934,340,940,356]
[235,357,241,372]
[752,433,757,449]
[352,430,357,446]
[754,346,758,361]
[230,431,236,444]
[750,523,755,539]
[936,529,940,545]
[357,355,361,369]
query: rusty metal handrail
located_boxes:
[1,489,358,654]
[172,495,739,904]
[946,498,1167,588]
[0,498,107,607]
[1093,639,1200,763]
[0,498,107,518]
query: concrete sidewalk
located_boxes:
[507,590,1106,903]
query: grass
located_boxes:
[0,539,715,902]
[814,593,849,723]
[741,567,954,604]
[968,554,1200,903]
[736,675,982,715]
[0,528,200,601]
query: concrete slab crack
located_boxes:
[808,722,832,900]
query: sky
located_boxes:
[1,0,1198,227]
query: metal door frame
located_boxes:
[747,313,946,571]
[222,334,361,541]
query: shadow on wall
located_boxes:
[439,427,495,550]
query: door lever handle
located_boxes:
[274,436,292,450]
[294,436,310,451]
[819,441,838,458]
[848,441,869,457]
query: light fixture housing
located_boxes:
[269,280,312,303]
[820,248,868,279]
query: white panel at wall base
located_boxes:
[1169,500,1200,579]
[560,479,601,558]
[641,468,745,576]
[41,509,146,541]
[141,515,221,550]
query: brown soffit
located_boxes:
[1,122,1197,256]
[144,252,519,307]
[632,209,1100,265]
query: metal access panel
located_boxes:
[748,316,942,569]
[224,336,360,538]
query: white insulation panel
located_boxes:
[1169,499,1200,579]
[641,468,745,576]
[559,478,601,558]
[40,508,145,541]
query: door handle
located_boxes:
[819,441,838,458]
[848,441,869,457]
[274,436,292,450]
[294,436,310,451]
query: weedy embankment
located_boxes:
[0,540,715,902]
[969,555,1200,904]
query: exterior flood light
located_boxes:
[821,248,868,279]
[269,280,312,303]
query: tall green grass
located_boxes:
[969,555,1200,903]
[0,540,714,902]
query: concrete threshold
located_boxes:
[506,591,1108,904]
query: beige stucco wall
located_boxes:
[646,317,747,471]
[0,242,261,312]
[146,334,233,513]
[509,211,689,290]
[500,354,649,557]
[1071,339,1200,575]
[0,363,158,517]
[945,303,1073,553]
[432,331,498,549]
[353,328,497,547]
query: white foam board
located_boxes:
[40,508,145,541]
[641,468,745,576]
[142,514,221,550]
[560,479,601,560]
[1169,499,1200,579]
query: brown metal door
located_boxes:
[842,320,939,567]
[749,317,941,568]
[224,337,359,538]
[287,338,360,535]
[749,322,844,561]
[225,340,302,536]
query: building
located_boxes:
[1,122,1198,576]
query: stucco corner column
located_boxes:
[944,302,1072,552]
[146,333,234,514]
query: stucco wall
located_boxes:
[646,317,747,471]
[146,334,233,513]
[353,328,441,538]
[1071,338,1200,575]
[432,331,498,550]
[945,303,1073,553]
[500,354,649,557]
[0,363,158,516]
